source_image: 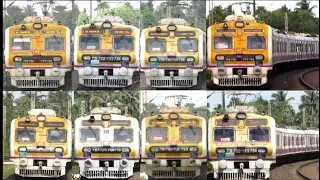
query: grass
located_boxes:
[3,165,15,179]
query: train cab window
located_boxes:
[178,38,198,52]
[80,36,100,50]
[113,37,134,51]
[114,128,133,142]
[147,127,168,142]
[45,37,64,51]
[47,129,67,143]
[213,36,233,49]
[247,36,266,49]
[180,127,201,142]
[146,38,166,52]
[11,37,31,51]
[80,128,100,141]
[249,128,269,142]
[214,128,234,142]
[16,129,35,142]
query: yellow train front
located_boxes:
[140,18,206,88]
[74,107,140,179]
[208,106,276,180]
[74,16,140,88]
[9,109,72,178]
[4,16,71,89]
[207,14,272,86]
[141,107,207,179]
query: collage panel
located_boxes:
[206,90,319,180]
[206,0,319,90]
[140,0,207,90]
[140,90,208,180]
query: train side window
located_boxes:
[213,36,233,49]
[47,129,67,143]
[80,128,100,141]
[146,38,166,52]
[277,41,280,53]
[114,128,133,142]
[284,42,287,52]
[178,38,198,52]
[213,128,234,142]
[249,128,269,142]
[45,37,65,51]
[16,129,36,142]
[113,36,134,51]
[180,127,201,142]
[292,135,294,146]
[277,134,280,147]
[80,36,100,50]
[11,37,31,51]
[246,36,266,49]
[147,127,168,142]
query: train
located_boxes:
[140,18,206,88]
[141,104,207,179]
[4,16,72,89]
[207,13,319,86]
[10,109,72,179]
[74,105,140,179]
[73,15,140,88]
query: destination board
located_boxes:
[18,122,39,127]
[175,31,196,37]
[82,28,104,34]
[23,146,61,153]
[150,119,172,125]
[82,120,104,126]
[44,122,65,127]
[149,146,198,153]
[108,120,131,126]
[216,28,237,33]
[243,28,264,33]
[149,31,170,37]
[87,55,130,62]
[218,147,267,154]
[177,119,199,125]
[244,119,268,126]
[82,146,131,153]
[110,28,132,35]
[216,119,239,126]
[14,30,35,34]
[40,30,63,34]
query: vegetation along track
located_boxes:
[299,67,319,90]
[297,160,319,180]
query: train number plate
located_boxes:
[91,55,122,62]
[226,148,257,154]
[157,57,185,62]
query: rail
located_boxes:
[297,160,319,180]
[299,67,319,90]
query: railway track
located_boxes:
[299,67,319,90]
[297,160,319,180]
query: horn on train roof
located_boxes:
[24,16,56,24]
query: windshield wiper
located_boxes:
[24,128,31,138]
[85,35,92,46]
[189,125,196,135]
[257,126,266,135]
[20,36,25,48]
[88,127,97,138]
[52,35,61,45]
[222,34,230,43]
[117,126,124,135]
[255,34,263,42]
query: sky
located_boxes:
[207,91,307,112]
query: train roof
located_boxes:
[159,107,190,114]
[24,16,56,24]
[272,28,319,41]
[93,15,125,25]
[90,107,121,115]
[224,14,256,22]
[28,109,56,116]
[159,18,188,26]
[225,106,257,113]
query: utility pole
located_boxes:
[3,106,6,171]
[68,100,71,121]
[284,12,288,32]
[90,0,92,20]
[166,1,171,18]
[222,91,226,109]
[268,101,271,116]
[81,101,85,116]
[49,0,54,17]
[253,0,256,17]
[31,91,36,109]
[303,108,306,128]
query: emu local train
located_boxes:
[10,109,72,178]
[74,106,140,179]
[74,16,140,88]
[140,18,206,88]
[141,106,207,180]
[4,16,72,89]
[207,14,319,86]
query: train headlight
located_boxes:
[157,115,163,120]
[25,117,30,122]
[189,147,198,152]
[122,147,130,152]
[255,55,264,60]
[90,23,96,29]
[37,114,46,122]
[83,56,91,60]
[55,147,63,153]
[16,68,24,76]
[84,159,93,168]
[156,27,161,32]
[253,67,262,75]
[20,158,28,166]
[257,148,266,153]
[102,22,112,29]
[169,113,179,120]
[216,55,225,61]
[149,57,158,62]
[84,67,93,75]
[18,147,27,152]
[216,148,226,154]
[101,114,111,121]
[188,158,196,166]
[218,160,227,169]
[51,68,60,76]
[83,147,92,152]
[122,56,130,61]
[119,67,128,75]
[167,25,177,31]
[218,68,226,76]
[150,146,159,153]
[255,159,264,169]
[21,25,27,30]
[53,57,62,62]
[235,21,244,28]
[120,159,128,168]
[223,23,228,29]
[150,68,159,76]
[14,57,23,62]
[53,159,61,167]
[33,23,43,29]
[152,158,160,166]
[184,68,193,76]
[236,113,246,120]
[186,57,195,62]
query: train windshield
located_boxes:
[45,37,64,51]
[147,127,168,142]
[249,127,269,142]
[180,127,201,142]
[16,129,35,142]
[114,128,133,142]
[80,128,100,141]
[214,128,234,142]
[11,37,31,51]
[178,39,198,52]
[146,38,166,52]
[213,36,233,49]
[247,36,266,49]
[80,36,100,50]
[113,37,134,51]
[47,129,67,143]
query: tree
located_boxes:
[270,91,295,125]
[298,91,319,128]
[22,5,38,17]
[76,8,91,26]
